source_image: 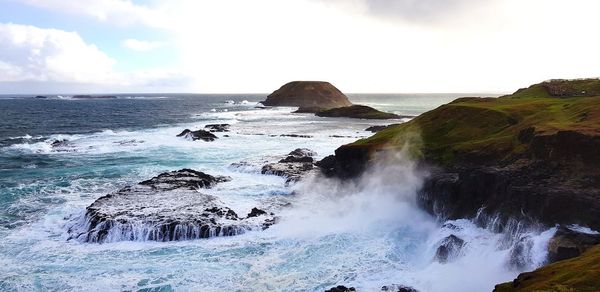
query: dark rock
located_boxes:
[247,207,268,218]
[67,169,274,243]
[315,155,337,177]
[205,124,230,132]
[261,162,314,183]
[325,285,355,292]
[435,234,465,263]
[288,148,317,157]
[50,139,76,152]
[547,225,600,263]
[366,125,398,132]
[261,149,317,183]
[176,129,218,142]
[381,284,419,292]
[279,156,314,163]
[50,139,69,147]
[139,169,231,191]
[262,81,352,108]
[316,105,404,120]
[34,95,47,99]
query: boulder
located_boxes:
[261,149,317,183]
[176,129,218,142]
[67,169,275,243]
[547,225,600,263]
[316,105,403,120]
[205,124,230,132]
[325,285,356,292]
[262,81,352,108]
[381,285,419,292]
[434,234,465,263]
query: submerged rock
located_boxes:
[176,129,218,141]
[509,235,535,270]
[205,124,230,132]
[262,81,352,108]
[547,225,600,263]
[434,234,465,263]
[67,169,274,243]
[381,284,419,292]
[50,139,76,152]
[325,285,356,292]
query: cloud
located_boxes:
[122,39,165,52]
[0,23,116,83]
[0,23,189,93]
[18,0,168,27]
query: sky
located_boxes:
[0,0,599,94]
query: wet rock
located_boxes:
[547,225,600,263]
[67,169,274,243]
[381,284,419,292]
[205,124,230,132]
[325,285,355,292]
[261,149,317,183]
[435,234,465,263]
[139,169,231,191]
[261,163,314,183]
[176,129,218,142]
[278,134,313,138]
[34,95,47,99]
[50,139,76,152]
[316,155,337,177]
[114,139,144,146]
[509,235,534,270]
[246,207,268,218]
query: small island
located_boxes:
[261,81,352,108]
[265,81,401,119]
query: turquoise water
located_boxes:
[0,94,552,291]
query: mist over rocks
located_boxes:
[262,81,352,108]
[67,169,275,243]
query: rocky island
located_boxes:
[264,81,402,119]
[317,78,600,290]
[261,81,352,108]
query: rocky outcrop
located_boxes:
[205,124,230,132]
[434,234,465,263]
[325,286,355,292]
[261,148,317,183]
[381,285,419,292]
[316,105,403,120]
[547,225,600,263]
[262,81,352,108]
[67,169,275,243]
[176,129,218,141]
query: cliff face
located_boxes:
[322,79,600,230]
[262,81,352,108]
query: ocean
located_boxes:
[0,94,554,291]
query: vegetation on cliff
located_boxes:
[494,245,600,292]
[347,78,600,165]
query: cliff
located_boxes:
[323,79,600,230]
[262,81,352,108]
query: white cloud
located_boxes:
[122,39,165,52]
[0,23,116,83]
[9,0,600,93]
[0,23,189,93]
[19,0,168,27]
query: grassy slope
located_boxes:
[348,79,600,164]
[494,245,600,292]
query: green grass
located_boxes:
[494,245,600,292]
[348,79,600,165]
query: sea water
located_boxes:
[0,94,555,291]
